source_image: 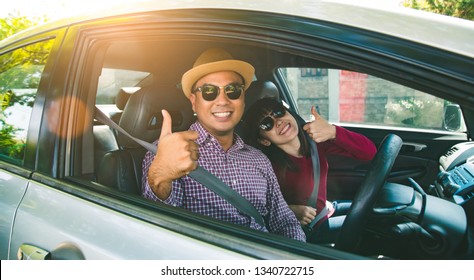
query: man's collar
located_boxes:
[190,121,244,151]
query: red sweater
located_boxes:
[272,126,377,215]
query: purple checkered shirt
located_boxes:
[142,121,305,242]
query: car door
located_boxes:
[0,169,29,259]
[12,179,257,260]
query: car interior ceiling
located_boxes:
[101,39,331,81]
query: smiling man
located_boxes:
[141,48,305,241]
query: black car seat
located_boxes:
[111,88,132,126]
[93,125,119,172]
[93,89,131,178]
[244,80,280,113]
[96,84,194,194]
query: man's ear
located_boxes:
[189,93,196,113]
[258,138,271,146]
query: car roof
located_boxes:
[2,0,474,58]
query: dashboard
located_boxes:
[434,142,474,222]
[439,142,474,172]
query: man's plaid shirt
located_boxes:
[142,121,305,241]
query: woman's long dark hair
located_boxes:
[243,98,311,175]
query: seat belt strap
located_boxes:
[187,166,266,228]
[307,136,320,209]
[293,111,320,209]
[306,201,333,230]
[293,111,322,230]
[94,106,266,228]
[94,107,157,153]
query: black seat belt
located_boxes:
[307,137,320,209]
[294,112,320,209]
[294,112,331,231]
[94,106,266,227]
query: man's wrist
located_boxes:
[148,172,172,200]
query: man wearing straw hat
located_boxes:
[142,48,305,241]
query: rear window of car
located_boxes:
[95,68,150,116]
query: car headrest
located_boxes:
[244,80,280,113]
[118,85,194,148]
[115,89,131,110]
[236,80,280,140]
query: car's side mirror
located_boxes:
[443,104,462,131]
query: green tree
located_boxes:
[1,19,53,162]
[403,0,474,20]
[1,12,49,41]
[0,118,24,160]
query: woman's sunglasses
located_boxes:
[193,83,244,101]
[259,104,286,131]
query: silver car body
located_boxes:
[1,0,473,260]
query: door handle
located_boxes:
[402,142,427,152]
[18,244,50,260]
[18,243,85,260]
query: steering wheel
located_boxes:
[335,134,403,252]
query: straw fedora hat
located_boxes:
[181,48,255,99]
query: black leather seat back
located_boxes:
[97,85,194,194]
[110,88,132,125]
[93,88,131,178]
[93,125,119,172]
[244,80,280,114]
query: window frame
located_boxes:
[0,31,64,173]
[276,67,467,134]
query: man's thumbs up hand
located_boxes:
[159,109,173,139]
[147,110,199,199]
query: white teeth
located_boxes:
[213,112,231,118]
[280,123,290,135]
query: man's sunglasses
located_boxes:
[259,104,286,131]
[193,83,244,101]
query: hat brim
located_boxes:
[181,59,255,99]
